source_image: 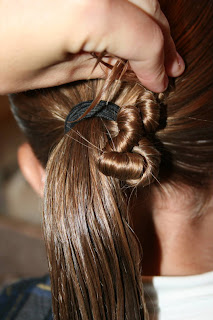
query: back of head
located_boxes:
[9,0,213,319]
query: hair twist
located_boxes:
[98,95,161,187]
[138,91,161,133]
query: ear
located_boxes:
[18,143,45,197]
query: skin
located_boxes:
[0,0,185,95]
[19,143,213,276]
[132,186,213,276]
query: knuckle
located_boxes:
[148,0,161,16]
[163,17,170,31]
[150,24,164,55]
[81,0,112,28]
[160,13,171,35]
[72,0,112,52]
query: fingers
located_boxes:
[3,53,108,93]
[77,0,174,92]
[0,0,185,94]
[66,0,184,92]
[128,0,185,76]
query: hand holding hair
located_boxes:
[0,0,185,95]
[7,0,213,318]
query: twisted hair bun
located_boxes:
[98,91,161,187]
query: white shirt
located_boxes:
[142,271,213,320]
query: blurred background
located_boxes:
[0,96,48,288]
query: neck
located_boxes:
[131,184,213,276]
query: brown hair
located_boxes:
[9,0,213,319]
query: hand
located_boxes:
[0,0,185,94]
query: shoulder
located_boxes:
[0,275,52,320]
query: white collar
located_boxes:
[142,271,213,320]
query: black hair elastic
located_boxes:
[64,100,120,133]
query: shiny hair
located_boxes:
[9,0,213,319]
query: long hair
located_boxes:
[9,0,213,319]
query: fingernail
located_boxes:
[172,52,185,75]
[177,52,185,68]
[152,75,168,93]
[162,75,169,92]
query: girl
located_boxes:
[2,0,213,319]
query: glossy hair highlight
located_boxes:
[9,0,213,319]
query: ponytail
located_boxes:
[9,1,213,316]
[44,112,153,319]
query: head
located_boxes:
[9,0,213,319]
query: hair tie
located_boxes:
[65,100,120,133]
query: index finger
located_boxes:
[77,0,176,92]
[128,0,185,78]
